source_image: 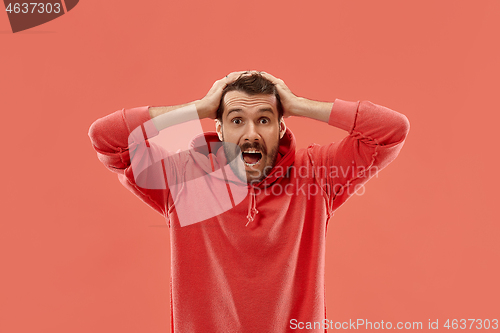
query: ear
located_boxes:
[279,118,287,139]
[215,119,223,141]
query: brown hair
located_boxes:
[216,73,283,122]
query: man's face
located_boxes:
[216,90,286,184]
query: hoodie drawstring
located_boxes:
[246,187,259,226]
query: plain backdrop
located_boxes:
[1,0,499,332]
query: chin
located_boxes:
[245,166,269,184]
[247,176,264,184]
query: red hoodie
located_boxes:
[88,99,410,332]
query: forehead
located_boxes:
[223,91,278,118]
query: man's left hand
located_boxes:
[259,71,302,118]
[260,71,333,123]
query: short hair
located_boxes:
[216,73,284,122]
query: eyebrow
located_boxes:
[226,108,275,118]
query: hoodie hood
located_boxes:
[187,129,296,226]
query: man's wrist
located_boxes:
[195,99,221,120]
[292,97,333,123]
[194,99,212,119]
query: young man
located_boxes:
[88,71,410,332]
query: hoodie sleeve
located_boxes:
[306,99,410,216]
[88,106,178,221]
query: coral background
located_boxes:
[1,0,498,331]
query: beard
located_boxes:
[222,140,279,184]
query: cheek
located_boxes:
[220,127,240,144]
[263,136,280,154]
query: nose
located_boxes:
[242,122,260,142]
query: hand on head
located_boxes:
[198,70,298,119]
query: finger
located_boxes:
[227,70,246,78]
[223,70,262,84]
[223,71,246,83]
[260,73,284,87]
[215,71,242,87]
[240,70,262,77]
[260,72,279,82]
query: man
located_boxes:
[88,71,410,332]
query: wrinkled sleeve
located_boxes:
[88,106,181,222]
[307,99,410,216]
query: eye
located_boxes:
[259,118,270,124]
[231,118,242,125]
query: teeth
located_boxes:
[241,149,262,167]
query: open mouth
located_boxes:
[241,149,263,167]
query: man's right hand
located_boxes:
[196,71,248,119]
